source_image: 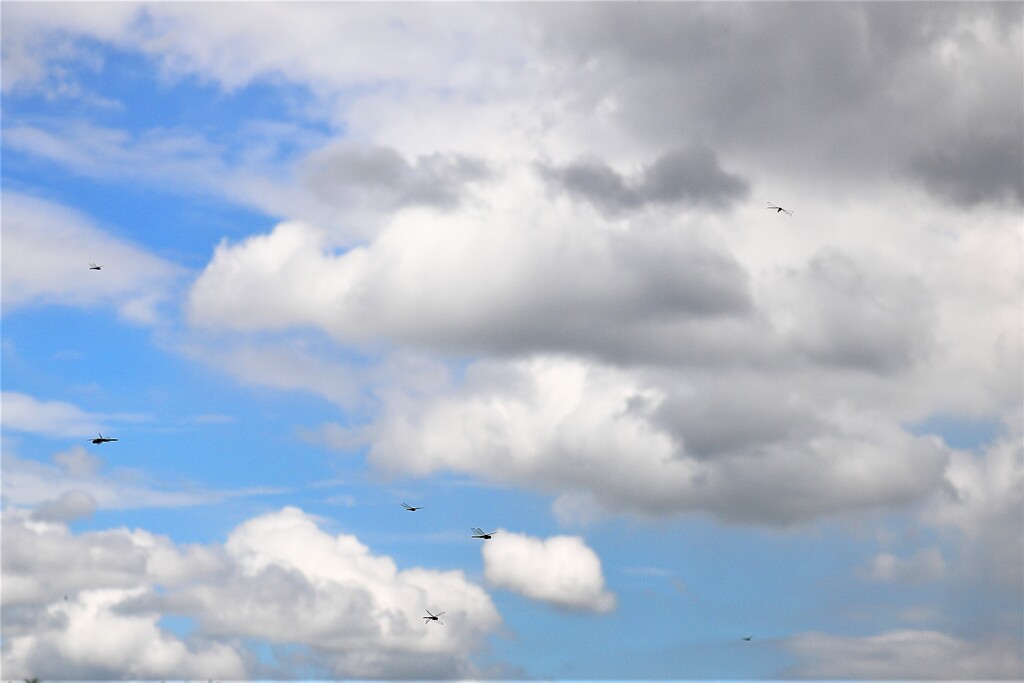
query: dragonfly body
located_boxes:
[766,202,793,216]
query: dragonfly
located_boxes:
[91,433,118,444]
[766,202,793,216]
[423,609,445,625]
[89,263,103,270]
[401,503,423,511]
[470,527,497,540]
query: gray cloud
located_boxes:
[784,250,935,374]
[786,629,1024,679]
[526,2,1022,208]
[909,131,1024,208]
[653,380,823,459]
[30,490,97,523]
[303,142,489,212]
[539,145,749,214]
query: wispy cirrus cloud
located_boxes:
[1,192,185,323]
[1,391,146,439]
[1,448,286,512]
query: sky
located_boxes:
[1,2,1022,680]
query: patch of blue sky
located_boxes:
[4,310,353,539]
[906,413,1003,450]
[242,639,330,679]
[2,161,276,267]
[539,514,946,677]
[2,39,342,266]
[488,584,795,679]
[10,39,336,156]
[325,473,562,576]
[155,614,197,641]
[1,307,163,420]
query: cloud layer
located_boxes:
[786,629,1023,679]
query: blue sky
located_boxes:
[2,3,1022,680]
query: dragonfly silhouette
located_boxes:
[423,609,445,625]
[401,503,423,511]
[470,527,497,540]
[766,202,793,216]
[89,263,103,270]
[91,433,118,444]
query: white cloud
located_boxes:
[30,490,97,523]
[926,431,1024,590]
[2,3,523,102]
[786,629,1024,679]
[482,530,615,613]
[1,509,226,608]
[2,122,319,227]
[186,174,755,364]
[859,548,946,584]
[363,355,951,525]
[1,391,115,438]
[0,192,183,323]
[1,506,503,679]
[2,587,247,680]
[194,507,502,668]
[1,448,279,512]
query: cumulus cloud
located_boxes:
[363,355,951,525]
[187,172,755,363]
[482,530,615,613]
[1,506,503,679]
[2,587,247,680]
[539,145,749,214]
[528,3,1023,208]
[1,509,226,608]
[0,192,183,323]
[786,629,1024,679]
[927,431,1024,590]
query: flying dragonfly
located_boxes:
[470,527,497,540]
[766,202,793,216]
[89,263,102,270]
[423,609,445,625]
[401,503,423,511]
[91,433,118,444]
[742,636,753,642]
